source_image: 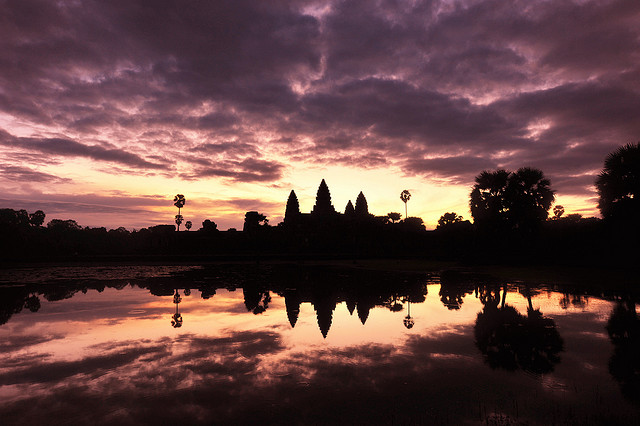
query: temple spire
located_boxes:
[284,190,300,224]
[311,179,336,216]
[345,200,355,216]
[354,191,369,216]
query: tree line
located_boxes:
[1,142,638,263]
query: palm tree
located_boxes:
[400,190,411,219]
[470,168,554,232]
[185,220,192,231]
[436,212,463,229]
[173,194,186,231]
[469,169,510,230]
[387,212,402,223]
[553,205,564,219]
[506,167,555,231]
[28,210,46,227]
[596,142,640,221]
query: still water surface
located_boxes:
[0,263,638,425]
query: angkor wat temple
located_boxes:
[282,179,376,228]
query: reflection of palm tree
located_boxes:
[559,293,587,310]
[171,311,183,328]
[171,289,183,328]
[439,286,464,310]
[24,294,41,312]
[606,299,640,405]
[438,271,478,310]
[403,301,414,329]
[474,285,563,374]
[243,287,271,315]
[384,294,404,312]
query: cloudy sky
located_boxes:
[1,0,639,230]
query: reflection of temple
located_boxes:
[230,265,430,338]
[284,290,301,328]
[314,292,336,338]
[278,287,426,338]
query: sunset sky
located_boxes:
[1,0,639,230]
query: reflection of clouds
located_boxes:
[0,333,64,353]
[1,274,639,424]
[0,344,169,386]
[2,352,52,370]
[1,323,638,425]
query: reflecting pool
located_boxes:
[0,263,639,425]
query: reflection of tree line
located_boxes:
[607,298,640,406]
[2,265,640,404]
[474,284,564,374]
[437,271,562,374]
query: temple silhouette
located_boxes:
[282,179,377,229]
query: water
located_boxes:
[0,263,638,425]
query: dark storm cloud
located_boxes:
[0,164,70,183]
[1,0,639,196]
[297,78,526,149]
[191,141,259,157]
[405,156,498,184]
[320,153,389,168]
[222,198,282,211]
[0,193,165,216]
[0,130,169,170]
[186,158,284,182]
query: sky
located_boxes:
[1,0,639,230]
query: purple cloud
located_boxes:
[0,130,169,170]
[1,0,639,223]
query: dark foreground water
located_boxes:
[0,263,639,425]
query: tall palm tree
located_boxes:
[506,167,555,231]
[553,205,565,220]
[469,169,510,229]
[400,190,411,219]
[470,168,554,232]
[596,142,640,221]
[173,194,186,231]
